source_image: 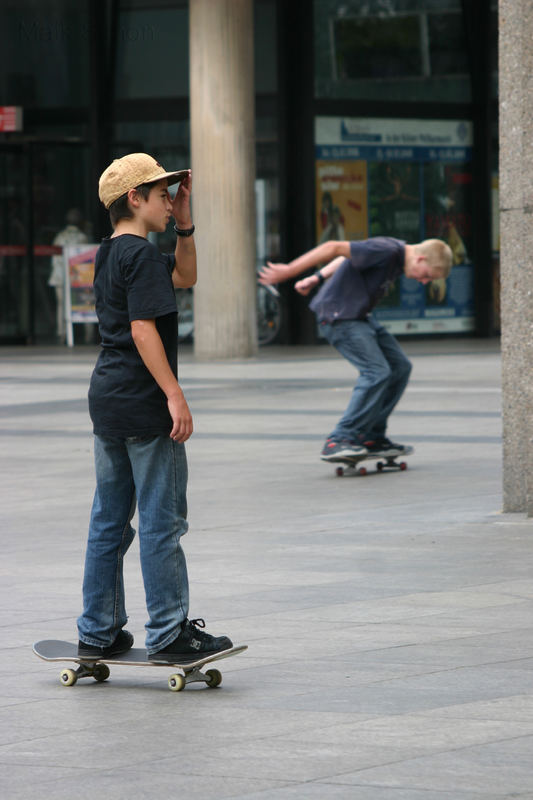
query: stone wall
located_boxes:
[499,0,533,514]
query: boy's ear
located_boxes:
[127,187,141,208]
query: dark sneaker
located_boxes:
[363,437,410,456]
[320,438,367,462]
[78,629,134,659]
[149,619,233,661]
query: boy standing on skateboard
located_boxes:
[77,153,232,660]
[259,237,452,462]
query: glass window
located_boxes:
[255,0,277,93]
[116,3,189,100]
[427,12,468,76]
[116,0,277,100]
[0,0,90,108]
[315,0,471,103]
[255,105,280,262]
[0,148,29,340]
[334,15,422,81]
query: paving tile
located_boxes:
[321,736,533,795]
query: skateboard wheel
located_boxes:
[205,668,222,688]
[399,461,407,471]
[60,668,77,687]
[92,664,110,682]
[358,466,367,476]
[168,673,186,692]
[335,466,344,477]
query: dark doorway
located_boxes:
[0,140,91,343]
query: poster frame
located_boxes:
[63,244,99,347]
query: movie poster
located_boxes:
[315,160,368,245]
[64,244,98,346]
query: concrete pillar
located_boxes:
[499,0,533,514]
[189,0,257,359]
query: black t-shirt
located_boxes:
[88,234,178,438]
[308,237,405,323]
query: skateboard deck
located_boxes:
[330,446,414,477]
[33,639,247,692]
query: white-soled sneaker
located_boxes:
[320,438,367,462]
[149,619,233,661]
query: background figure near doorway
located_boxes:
[49,209,88,342]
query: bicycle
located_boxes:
[176,280,282,346]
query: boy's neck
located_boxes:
[111,218,149,239]
[403,244,415,277]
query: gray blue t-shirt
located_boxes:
[88,234,178,438]
[309,237,405,323]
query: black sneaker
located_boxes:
[149,619,233,661]
[78,629,134,659]
[363,437,410,456]
[320,438,367,462]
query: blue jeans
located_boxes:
[320,315,412,443]
[77,435,189,655]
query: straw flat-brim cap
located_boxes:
[99,153,189,209]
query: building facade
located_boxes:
[0,0,497,345]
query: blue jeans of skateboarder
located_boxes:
[320,315,412,451]
[78,435,190,655]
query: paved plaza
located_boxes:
[2,337,533,799]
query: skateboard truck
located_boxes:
[168,665,222,691]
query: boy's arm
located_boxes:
[130,318,193,442]
[170,170,197,289]
[259,240,351,285]
[172,235,197,289]
[294,255,346,296]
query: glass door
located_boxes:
[0,141,91,344]
[0,146,29,342]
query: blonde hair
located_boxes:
[415,239,453,279]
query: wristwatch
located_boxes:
[173,224,195,237]
[314,270,325,285]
